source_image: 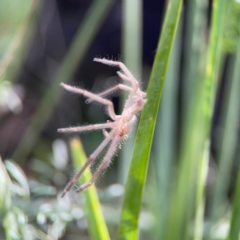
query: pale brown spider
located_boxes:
[58,58,147,197]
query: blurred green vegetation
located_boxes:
[1,0,240,239]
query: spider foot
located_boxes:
[76,182,92,192]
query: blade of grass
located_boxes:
[204,0,227,123]
[152,13,181,240]
[190,0,227,238]
[211,32,240,221]
[181,0,208,134]
[69,137,110,240]
[163,0,227,237]
[164,66,207,240]
[117,1,183,239]
[193,141,209,240]
[198,0,229,230]
[188,4,209,239]
[224,33,240,240]
[227,169,240,240]
[178,0,228,239]
[122,0,142,75]
[119,0,143,185]
[12,0,114,164]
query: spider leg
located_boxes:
[60,83,118,120]
[94,58,139,90]
[58,122,114,133]
[117,71,146,98]
[76,136,119,192]
[86,84,132,104]
[117,71,133,84]
[102,129,109,137]
[61,131,114,197]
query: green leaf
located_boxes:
[69,137,110,240]
[117,1,183,239]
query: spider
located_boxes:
[58,58,147,197]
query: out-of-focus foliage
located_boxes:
[0,81,23,115]
[0,0,31,55]
[223,1,240,53]
[0,139,116,239]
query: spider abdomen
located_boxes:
[119,126,129,138]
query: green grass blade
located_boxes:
[117,1,183,239]
[152,14,181,239]
[201,0,229,225]
[12,0,114,164]
[227,169,240,240]
[204,0,227,122]
[164,71,206,240]
[211,33,240,220]
[193,142,209,240]
[122,0,142,74]
[69,138,110,240]
[190,0,227,238]
[161,0,227,235]
[120,0,143,184]
[181,0,208,133]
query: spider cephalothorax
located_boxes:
[58,58,146,197]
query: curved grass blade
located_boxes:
[117,1,183,239]
[69,137,110,240]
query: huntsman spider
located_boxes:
[58,58,147,197]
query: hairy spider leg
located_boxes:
[116,71,135,86]
[61,131,114,197]
[86,84,132,104]
[58,122,114,133]
[102,129,109,137]
[93,58,139,90]
[60,83,118,120]
[76,135,119,192]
